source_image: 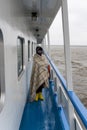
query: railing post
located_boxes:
[54,77,58,92]
[61,0,75,129]
[47,30,51,56]
[50,69,54,80]
[42,39,46,50]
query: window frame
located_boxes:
[0,29,5,112]
[28,40,30,61]
[32,42,34,56]
[17,37,24,77]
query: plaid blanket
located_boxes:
[29,54,49,102]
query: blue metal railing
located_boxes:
[44,52,87,129]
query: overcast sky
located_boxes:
[49,0,87,45]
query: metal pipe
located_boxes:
[61,0,74,129]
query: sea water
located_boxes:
[50,45,87,108]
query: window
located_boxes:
[28,40,30,61]
[0,29,5,112]
[32,42,34,56]
[32,42,33,56]
[17,37,24,76]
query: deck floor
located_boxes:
[19,88,63,130]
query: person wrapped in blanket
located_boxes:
[29,46,50,102]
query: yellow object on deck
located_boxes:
[38,92,44,100]
[35,93,39,101]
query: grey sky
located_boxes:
[49,0,87,45]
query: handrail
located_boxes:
[44,52,87,129]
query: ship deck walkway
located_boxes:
[19,82,66,130]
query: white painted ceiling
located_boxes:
[22,0,61,43]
